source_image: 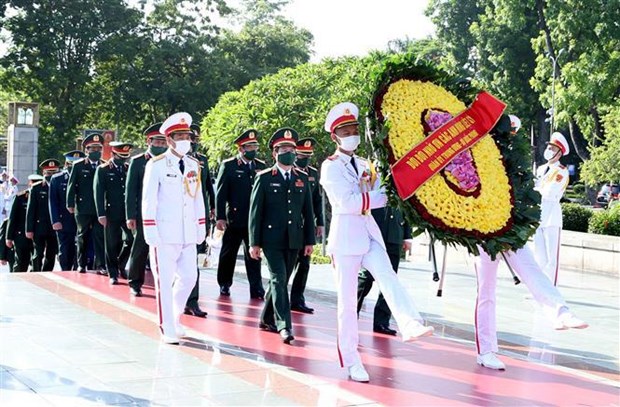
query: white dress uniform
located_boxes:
[474,245,580,357]
[534,132,570,285]
[142,113,206,341]
[321,103,432,372]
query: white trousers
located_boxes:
[474,245,568,355]
[534,226,561,285]
[332,239,423,367]
[149,244,197,337]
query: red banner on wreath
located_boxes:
[390,91,506,200]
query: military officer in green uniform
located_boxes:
[290,137,324,314]
[356,206,413,336]
[6,175,39,272]
[26,159,61,271]
[125,123,167,296]
[250,128,316,344]
[0,218,15,270]
[95,142,134,285]
[180,123,215,317]
[67,134,106,273]
[215,129,266,299]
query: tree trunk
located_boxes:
[590,105,605,147]
[567,120,590,161]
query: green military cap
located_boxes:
[110,141,134,158]
[64,150,86,163]
[39,158,62,171]
[268,128,299,150]
[234,129,260,147]
[143,122,165,140]
[82,133,104,148]
[296,137,317,155]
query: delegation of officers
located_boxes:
[0,105,588,383]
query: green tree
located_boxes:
[0,0,143,159]
[580,103,620,185]
[201,55,383,166]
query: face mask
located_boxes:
[543,148,558,161]
[277,151,296,166]
[295,157,309,168]
[337,135,361,151]
[173,140,191,156]
[88,151,101,161]
[113,156,127,165]
[149,146,167,156]
[243,150,257,161]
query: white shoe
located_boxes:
[401,322,434,343]
[161,334,180,345]
[477,352,506,370]
[175,325,187,337]
[554,313,589,330]
[348,362,370,382]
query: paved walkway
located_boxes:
[0,245,618,406]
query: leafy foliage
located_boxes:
[588,205,620,236]
[580,103,620,185]
[561,203,593,232]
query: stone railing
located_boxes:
[409,230,620,276]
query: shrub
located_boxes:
[310,245,332,265]
[562,203,593,232]
[588,205,620,236]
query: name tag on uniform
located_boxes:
[235,170,245,174]
[270,183,281,187]
[166,174,178,178]
[308,177,315,181]
[295,180,304,187]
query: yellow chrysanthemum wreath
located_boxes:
[381,80,512,234]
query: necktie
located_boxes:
[179,159,185,175]
[248,161,254,172]
[285,172,290,182]
[350,156,358,174]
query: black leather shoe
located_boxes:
[219,286,230,296]
[78,267,86,274]
[373,324,397,336]
[259,322,277,333]
[109,277,118,286]
[279,329,294,344]
[250,288,265,300]
[130,287,142,297]
[291,303,314,314]
[184,305,207,318]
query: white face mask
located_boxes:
[173,140,192,156]
[338,135,361,151]
[543,148,558,161]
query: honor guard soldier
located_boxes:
[320,102,433,382]
[26,159,60,271]
[125,123,167,296]
[534,131,570,285]
[215,129,266,299]
[474,245,588,370]
[67,134,106,273]
[181,123,215,317]
[250,128,316,344]
[289,137,324,314]
[95,142,135,285]
[356,206,412,336]
[49,150,85,271]
[4,175,19,217]
[6,175,40,272]
[142,112,207,344]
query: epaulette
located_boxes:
[100,161,111,168]
[255,158,266,164]
[73,158,87,165]
[17,190,29,197]
[130,152,146,160]
[186,155,200,164]
[223,156,236,164]
[559,164,566,169]
[293,167,307,176]
[308,165,317,172]
[257,168,272,176]
[152,154,166,162]
[326,155,338,161]
[31,181,43,188]
[356,156,368,163]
